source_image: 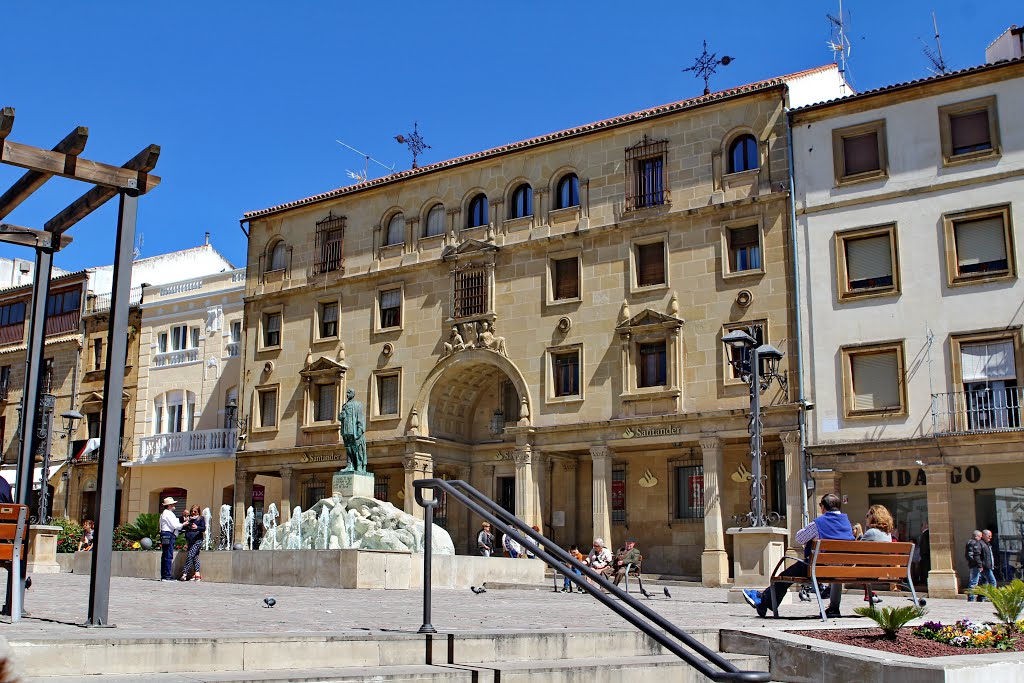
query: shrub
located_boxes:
[970,579,1024,633]
[853,605,927,638]
[121,513,159,542]
[112,524,135,551]
[51,518,83,553]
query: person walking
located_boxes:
[981,529,998,591]
[742,493,854,618]
[965,530,985,601]
[477,522,494,557]
[180,505,206,581]
[159,497,183,582]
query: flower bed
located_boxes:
[914,619,1019,651]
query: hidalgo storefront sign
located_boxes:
[867,465,981,488]
[622,424,683,439]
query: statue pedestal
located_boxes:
[27,524,62,574]
[726,526,788,589]
[333,471,375,498]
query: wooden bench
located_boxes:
[0,504,30,623]
[767,539,922,621]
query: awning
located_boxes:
[0,465,64,490]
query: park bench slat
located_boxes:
[813,552,914,566]
[0,505,26,521]
[816,540,913,554]
[813,566,908,580]
[0,525,21,541]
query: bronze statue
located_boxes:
[338,388,367,473]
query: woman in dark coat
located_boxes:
[181,505,206,581]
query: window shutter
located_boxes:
[554,258,579,300]
[851,351,900,410]
[379,376,398,414]
[961,341,1016,383]
[846,234,893,283]
[261,391,277,427]
[380,289,401,310]
[950,110,991,151]
[637,242,665,286]
[955,217,1006,267]
[843,132,880,176]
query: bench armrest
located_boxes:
[768,554,805,580]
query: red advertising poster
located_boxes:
[252,484,265,501]
[611,479,625,512]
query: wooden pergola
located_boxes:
[0,106,160,626]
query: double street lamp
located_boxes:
[723,328,787,528]
[59,409,83,520]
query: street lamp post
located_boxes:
[59,409,83,519]
[34,394,57,524]
[723,328,786,528]
[224,398,248,448]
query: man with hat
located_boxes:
[159,497,183,581]
[613,539,641,587]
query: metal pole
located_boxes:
[4,246,52,617]
[417,497,437,634]
[87,187,138,627]
[750,345,764,527]
[36,395,55,523]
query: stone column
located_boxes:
[232,469,254,545]
[531,448,546,529]
[403,453,433,519]
[924,465,959,598]
[513,444,537,527]
[280,466,296,522]
[781,431,804,553]
[590,444,613,545]
[453,465,472,554]
[699,435,729,587]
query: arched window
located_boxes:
[467,194,488,228]
[268,240,287,272]
[509,184,532,219]
[385,212,405,246]
[425,203,446,237]
[154,390,197,434]
[728,134,759,173]
[556,173,579,209]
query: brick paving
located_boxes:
[0,573,1001,639]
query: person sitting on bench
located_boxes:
[742,493,854,618]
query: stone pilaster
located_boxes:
[403,453,433,520]
[781,431,804,553]
[590,444,613,544]
[513,444,537,527]
[698,434,729,587]
[232,469,254,545]
[280,465,296,522]
[924,465,959,598]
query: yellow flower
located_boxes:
[132,541,141,549]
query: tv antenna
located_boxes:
[334,139,395,184]
[827,0,853,91]
[921,11,949,75]
[682,40,734,95]
[133,232,144,260]
[394,122,431,170]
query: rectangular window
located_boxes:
[676,465,704,519]
[377,374,399,416]
[263,313,281,347]
[638,341,667,387]
[846,345,904,415]
[453,266,487,318]
[726,225,761,273]
[258,389,278,428]
[41,357,54,393]
[314,383,336,422]
[379,289,401,329]
[939,97,999,165]
[502,380,519,424]
[158,332,168,354]
[87,412,101,440]
[959,340,1020,430]
[954,216,1008,275]
[168,403,184,433]
[320,302,339,339]
[374,476,390,501]
[636,241,666,288]
[611,466,626,524]
[950,110,992,155]
[314,212,345,275]
[170,325,188,351]
[191,327,200,349]
[553,257,580,300]
[0,302,25,327]
[624,136,669,211]
[0,365,8,398]
[93,338,103,370]
[832,120,887,184]
[231,321,242,343]
[770,459,786,517]
[553,350,580,397]
[836,224,900,300]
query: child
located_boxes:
[78,520,94,552]
[563,544,585,593]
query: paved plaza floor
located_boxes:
[1,573,1000,639]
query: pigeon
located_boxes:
[470,586,486,594]
[263,597,276,608]
[24,577,31,590]
[663,587,671,599]
[640,588,652,599]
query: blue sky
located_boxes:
[0,1,1017,272]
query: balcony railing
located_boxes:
[153,348,199,367]
[45,310,79,336]
[91,286,144,313]
[225,341,240,357]
[932,387,1024,435]
[137,428,237,464]
[0,324,23,346]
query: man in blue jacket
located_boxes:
[742,493,854,618]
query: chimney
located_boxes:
[204,232,210,246]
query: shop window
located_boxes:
[611,466,626,524]
[939,96,999,165]
[832,120,887,184]
[675,465,704,519]
[943,205,1014,285]
[842,342,906,417]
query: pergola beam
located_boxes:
[0,107,14,141]
[45,144,161,236]
[0,126,89,221]
[0,223,72,250]
[0,138,159,193]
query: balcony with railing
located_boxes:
[153,348,200,368]
[90,286,144,313]
[45,310,80,336]
[137,428,237,465]
[225,341,240,358]
[932,387,1024,435]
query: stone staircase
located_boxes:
[13,628,770,682]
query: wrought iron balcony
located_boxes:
[153,348,199,367]
[137,428,237,464]
[932,387,1023,435]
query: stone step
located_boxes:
[10,629,724,677]
[25,653,772,683]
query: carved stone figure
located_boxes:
[338,388,367,473]
[475,321,508,357]
[442,325,467,357]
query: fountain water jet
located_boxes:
[243,506,255,550]
[202,508,213,551]
[218,504,233,550]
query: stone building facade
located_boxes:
[237,66,846,579]
[792,55,1024,596]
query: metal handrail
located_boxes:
[414,478,770,683]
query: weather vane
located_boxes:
[682,40,734,95]
[395,122,431,169]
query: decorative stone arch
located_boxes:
[407,347,532,438]
[716,125,767,189]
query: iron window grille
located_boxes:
[625,135,669,211]
[612,466,627,524]
[453,264,488,318]
[313,212,345,275]
[675,464,705,519]
[374,475,389,501]
[302,475,327,510]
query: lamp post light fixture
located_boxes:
[224,398,248,447]
[489,408,505,437]
[723,327,788,528]
[59,409,83,520]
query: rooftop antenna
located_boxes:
[334,139,395,184]
[682,40,734,95]
[921,11,949,75]
[394,122,431,170]
[827,0,853,92]
[133,232,144,260]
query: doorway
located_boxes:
[497,476,515,515]
[975,488,1024,582]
